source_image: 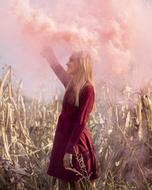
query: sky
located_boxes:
[0,0,66,99]
[0,0,152,100]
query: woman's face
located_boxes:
[66,56,79,75]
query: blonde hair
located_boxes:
[66,51,95,107]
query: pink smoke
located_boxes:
[10,0,152,94]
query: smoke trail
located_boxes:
[11,0,98,54]
[6,0,152,96]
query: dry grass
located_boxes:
[0,67,152,190]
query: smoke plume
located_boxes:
[1,0,152,98]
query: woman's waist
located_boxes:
[58,113,88,131]
[59,112,78,121]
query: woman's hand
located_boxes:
[41,46,58,67]
[63,153,73,169]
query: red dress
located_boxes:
[47,64,99,182]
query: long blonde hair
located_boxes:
[66,51,94,107]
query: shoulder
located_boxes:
[81,82,95,96]
[83,82,94,91]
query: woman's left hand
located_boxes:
[63,153,73,169]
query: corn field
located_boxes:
[0,67,152,190]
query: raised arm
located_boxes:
[50,63,71,88]
[42,46,71,88]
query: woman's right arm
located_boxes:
[50,63,71,88]
[42,47,71,88]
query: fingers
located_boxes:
[63,158,73,169]
[63,159,70,168]
[63,159,69,168]
[63,153,73,170]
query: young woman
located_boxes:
[42,47,99,189]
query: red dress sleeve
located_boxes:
[51,63,71,88]
[65,85,95,154]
